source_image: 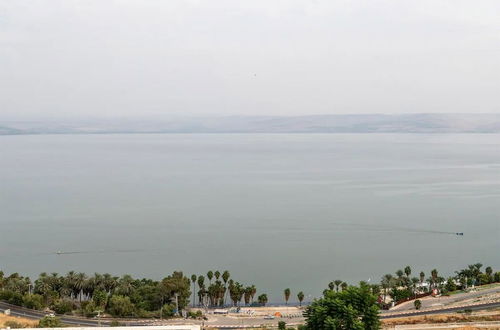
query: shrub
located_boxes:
[38,316,63,328]
[22,294,44,310]
[414,299,421,310]
[0,290,24,306]
[4,321,25,329]
[52,300,74,314]
[107,295,135,317]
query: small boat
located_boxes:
[456,232,464,236]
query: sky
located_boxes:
[1,0,500,119]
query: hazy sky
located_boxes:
[1,0,500,118]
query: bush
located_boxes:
[38,316,63,328]
[107,295,135,317]
[445,278,457,292]
[109,321,124,327]
[52,300,74,315]
[187,310,203,319]
[391,288,412,302]
[414,299,421,310]
[81,301,97,317]
[22,294,44,310]
[0,290,24,306]
[278,321,286,330]
[4,321,25,329]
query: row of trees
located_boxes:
[190,270,258,307]
[379,263,499,304]
[0,269,269,318]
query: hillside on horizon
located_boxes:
[2,113,500,135]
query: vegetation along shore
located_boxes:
[0,263,498,328]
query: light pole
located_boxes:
[94,310,103,327]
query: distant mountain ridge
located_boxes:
[2,114,500,134]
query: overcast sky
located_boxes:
[1,0,500,119]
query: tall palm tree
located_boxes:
[419,271,425,284]
[250,285,256,304]
[191,274,197,307]
[284,288,291,305]
[328,282,334,290]
[341,282,348,291]
[222,271,230,306]
[243,287,252,306]
[207,271,213,285]
[404,266,412,278]
[334,280,342,292]
[214,271,220,281]
[297,291,304,307]
[431,269,438,290]
[197,275,205,306]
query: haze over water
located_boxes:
[1,133,499,302]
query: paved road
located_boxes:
[2,297,499,328]
[389,285,500,312]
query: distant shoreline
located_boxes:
[2,113,500,135]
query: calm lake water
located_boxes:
[1,134,499,302]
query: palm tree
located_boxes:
[222,271,230,306]
[191,274,197,307]
[334,280,342,292]
[381,274,394,302]
[411,277,419,297]
[419,271,425,284]
[284,288,291,305]
[250,285,257,304]
[214,271,220,281]
[297,291,304,307]
[341,282,348,291]
[431,269,438,290]
[243,287,252,306]
[328,282,334,290]
[404,266,412,278]
[257,293,268,306]
[197,275,205,306]
[207,271,213,285]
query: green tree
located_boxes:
[22,293,44,310]
[297,291,305,307]
[278,321,287,330]
[38,316,63,328]
[107,295,135,317]
[284,288,291,305]
[190,274,197,307]
[404,266,411,278]
[207,271,213,284]
[304,284,380,330]
[445,278,456,292]
[92,290,107,309]
[419,272,425,284]
[334,280,342,292]
[257,293,268,306]
[414,299,421,310]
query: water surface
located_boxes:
[1,134,499,302]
